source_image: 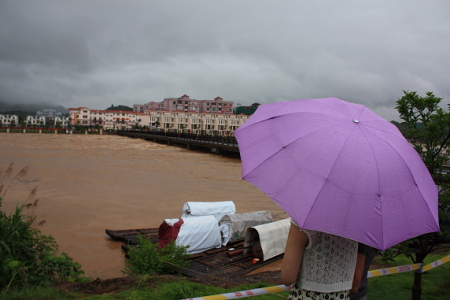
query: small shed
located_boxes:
[218,211,273,245]
[181,201,236,222]
[158,216,222,254]
[244,218,291,261]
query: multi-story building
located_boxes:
[69,108,140,130]
[144,110,248,134]
[134,94,234,114]
[54,116,70,128]
[26,115,46,127]
[36,109,63,118]
[69,107,249,134]
[0,114,19,127]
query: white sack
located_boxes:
[175,216,222,254]
[181,201,236,221]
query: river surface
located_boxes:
[0,133,287,279]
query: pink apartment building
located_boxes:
[133,94,234,114]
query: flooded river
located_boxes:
[0,133,287,279]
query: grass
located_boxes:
[1,253,449,300]
[367,252,450,300]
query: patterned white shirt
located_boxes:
[292,222,358,293]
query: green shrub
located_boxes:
[123,235,190,275]
[0,164,86,293]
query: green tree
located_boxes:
[394,90,450,300]
[105,104,133,111]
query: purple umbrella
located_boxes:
[234,98,440,250]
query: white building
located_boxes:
[26,115,46,127]
[54,116,70,128]
[69,108,140,130]
[37,109,63,118]
[143,110,248,134]
[0,114,19,127]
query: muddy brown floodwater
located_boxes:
[0,133,288,279]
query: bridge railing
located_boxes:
[118,130,239,147]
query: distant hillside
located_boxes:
[0,100,67,114]
[1,110,36,121]
[106,104,133,111]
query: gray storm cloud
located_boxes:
[1,0,449,121]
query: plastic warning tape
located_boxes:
[368,254,450,277]
[367,263,421,277]
[421,254,450,272]
[182,254,450,300]
[182,285,290,300]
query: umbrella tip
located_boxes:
[353,119,359,123]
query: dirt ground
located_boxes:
[55,271,283,295]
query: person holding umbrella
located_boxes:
[281,219,358,299]
[234,97,440,300]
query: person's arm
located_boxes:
[281,224,309,286]
[350,252,366,294]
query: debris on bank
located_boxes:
[106,201,290,279]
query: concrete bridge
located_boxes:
[117,130,240,156]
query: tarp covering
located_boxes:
[159,216,222,254]
[181,201,236,221]
[244,218,291,261]
[219,211,273,245]
[158,218,184,249]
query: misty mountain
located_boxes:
[0,100,68,114]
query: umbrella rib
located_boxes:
[361,125,432,248]
[358,125,386,248]
[301,124,362,234]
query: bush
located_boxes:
[0,164,86,293]
[123,235,190,275]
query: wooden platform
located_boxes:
[105,227,284,279]
[105,228,159,245]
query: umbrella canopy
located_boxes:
[234,97,440,250]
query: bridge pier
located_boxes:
[211,147,221,154]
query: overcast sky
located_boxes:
[1,1,449,120]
